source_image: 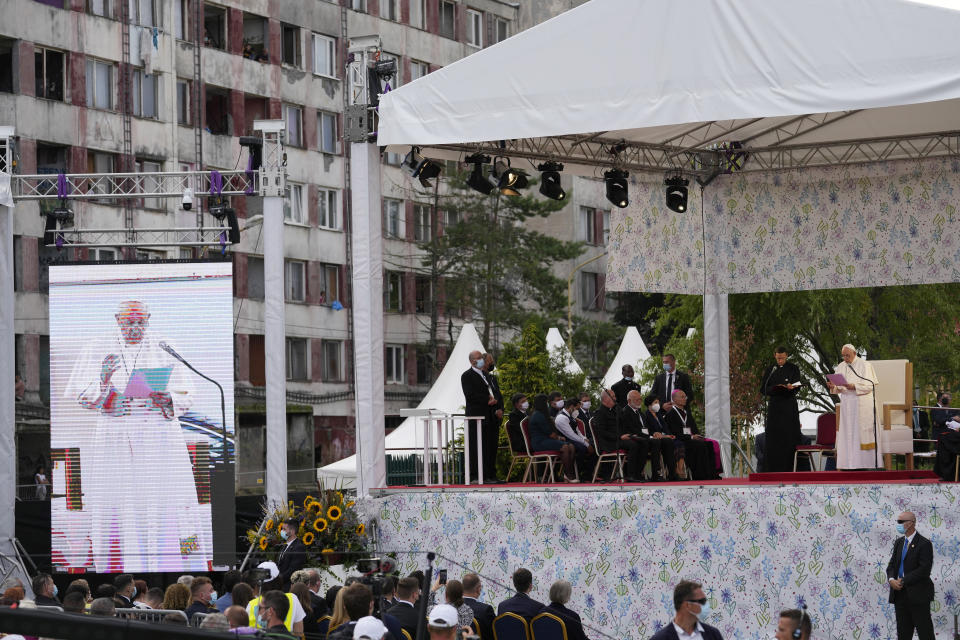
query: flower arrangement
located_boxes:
[245,482,368,569]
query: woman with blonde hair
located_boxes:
[327,587,349,634]
[161,583,191,611]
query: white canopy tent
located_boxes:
[370,0,960,477]
[601,327,653,391]
[320,323,485,486]
[546,327,583,375]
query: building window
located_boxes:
[409,60,428,82]
[413,204,432,242]
[384,271,403,312]
[321,340,343,381]
[86,151,116,201]
[204,85,230,134]
[281,23,302,67]
[321,263,340,303]
[285,259,306,302]
[176,79,191,125]
[579,206,597,245]
[135,159,163,210]
[385,344,404,384]
[415,276,432,313]
[603,210,611,244]
[495,17,509,43]
[411,0,426,29]
[580,272,601,311]
[312,33,335,77]
[286,337,308,380]
[135,248,166,260]
[284,183,305,224]
[203,4,226,49]
[384,151,402,166]
[284,104,303,147]
[416,349,432,384]
[318,188,339,230]
[91,247,118,261]
[439,1,456,39]
[318,111,338,154]
[132,0,157,26]
[173,0,188,39]
[242,12,268,59]
[351,0,366,11]
[132,69,158,119]
[34,48,65,101]
[466,9,483,47]
[0,39,13,94]
[85,59,113,110]
[247,256,264,300]
[382,0,398,20]
[87,0,111,18]
[444,210,461,228]
[384,199,404,238]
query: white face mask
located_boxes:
[581,401,591,410]
[520,402,529,411]
[475,358,485,368]
[554,400,564,409]
[571,410,579,419]
[624,376,633,381]
[651,403,661,413]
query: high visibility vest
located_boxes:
[247,594,296,631]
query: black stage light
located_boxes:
[403,147,442,187]
[665,175,689,213]
[43,203,74,246]
[465,153,496,195]
[604,168,629,208]
[493,158,528,196]
[209,198,241,244]
[537,161,565,201]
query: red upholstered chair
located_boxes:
[793,413,837,471]
[588,417,626,482]
[520,418,562,483]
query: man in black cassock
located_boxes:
[760,346,805,472]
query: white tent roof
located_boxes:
[546,327,582,375]
[318,323,485,484]
[601,327,652,391]
[378,0,960,152]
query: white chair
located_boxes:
[871,359,915,470]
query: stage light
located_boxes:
[209,198,241,244]
[403,147,442,188]
[665,175,689,212]
[43,202,74,246]
[465,153,496,195]
[537,161,565,201]
[239,136,263,172]
[604,169,629,208]
[493,158,528,196]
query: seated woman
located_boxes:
[443,580,475,630]
[544,580,589,640]
[505,393,530,455]
[528,394,578,483]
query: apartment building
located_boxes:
[6,0,612,494]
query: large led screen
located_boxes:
[48,261,234,573]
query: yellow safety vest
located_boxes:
[247,594,296,631]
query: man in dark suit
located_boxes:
[641,393,679,481]
[31,573,61,608]
[649,580,724,640]
[619,391,654,482]
[886,511,935,640]
[664,390,715,480]
[592,389,626,481]
[611,365,641,407]
[385,577,421,638]
[931,393,957,431]
[111,573,136,609]
[577,392,594,428]
[276,519,307,591]
[497,568,544,622]
[651,354,694,411]
[461,350,498,483]
[462,573,495,640]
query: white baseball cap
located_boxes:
[353,616,388,640]
[256,561,280,582]
[428,604,459,629]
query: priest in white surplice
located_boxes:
[829,344,881,469]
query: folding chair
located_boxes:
[506,418,533,482]
[493,611,531,640]
[530,612,568,640]
[794,413,837,471]
[520,419,562,483]
[587,417,625,482]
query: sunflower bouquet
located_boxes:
[244,482,369,570]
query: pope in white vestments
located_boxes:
[830,344,881,470]
[65,300,207,572]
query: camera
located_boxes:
[356,557,398,616]
[247,567,271,582]
[182,187,194,211]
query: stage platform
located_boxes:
[359,472,959,640]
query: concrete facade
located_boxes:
[5,0,615,493]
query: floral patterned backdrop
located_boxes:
[606,157,960,294]
[361,484,960,640]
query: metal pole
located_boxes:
[703,293,732,476]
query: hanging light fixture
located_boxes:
[493,157,528,196]
[604,168,629,208]
[537,161,565,201]
[465,153,496,195]
[403,146,442,187]
[665,175,689,212]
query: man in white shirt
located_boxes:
[649,580,724,640]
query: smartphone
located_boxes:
[438,569,447,585]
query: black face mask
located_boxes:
[487,362,495,371]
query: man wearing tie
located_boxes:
[461,350,499,483]
[652,354,693,412]
[886,511,934,640]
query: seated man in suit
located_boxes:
[385,577,421,639]
[497,568,544,622]
[462,573,494,640]
[641,394,679,482]
[619,391,654,482]
[592,389,625,480]
[664,390,715,480]
[650,580,724,640]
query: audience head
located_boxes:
[627,390,643,410]
[671,389,687,407]
[200,612,230,631]
[89,597,116,617]
[941,392,952,406]
[145,587,164,609]
[31,573,54,599]
[133,580,148,602]
[225,604,249,629]
[468,350,484,368]
[325,585,342,611]
[353,615,388,640]
[532,394,550,416]
[396,577,420,604]
[259,590,289,628]
[578,392,591,409]
[443,580,464,608]
[291,583,313,615]
[672,580,706,622]
[600,389,616,408]
[622,364,634,379]
[776,608,811,640]
[511,393,528,412]
[177,575,194,588]
[61,591,86,613]
[564,397,581,413]
[161,583,191,611]
[381,575,396,600]
[461,573,482,598]
[547,391,563,410]
[512,568,533,594]
[548,580,572,605]
[95,584,116,599]
[774,346,789,366]
[163,612,187,626]
[341,583,373,621]
[280,519,299,542]
[231,582,254,610]
[662,354,676,372]
[2,586,24,603]
[221,570,242,595]
[190,576,215,605]
[408,570,425,583]
[644,394,660,411]
[67,579,91,602]
[427,604,459,640]
[113,574,135,600]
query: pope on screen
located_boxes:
[65,300,208,572]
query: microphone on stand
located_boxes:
[844,361,881,469]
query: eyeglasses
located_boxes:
[896,519,915,524]
[686,598,708,605]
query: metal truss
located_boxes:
[50,226,234,248]
[10,170,256,201]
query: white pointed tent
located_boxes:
[601,327,652,391]
[546,327,583,375]
[371,0,960,476]
[319,323,485,485]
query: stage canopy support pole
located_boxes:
[703,292,733,476]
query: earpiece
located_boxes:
[792,604,808,640]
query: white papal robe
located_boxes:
[65,329,208,573]
[834,357,880,469]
